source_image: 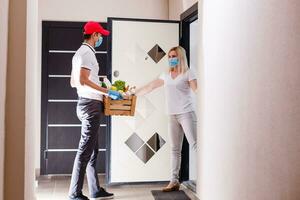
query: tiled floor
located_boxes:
[36,176,199,200]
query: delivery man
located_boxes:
[69,21,119,200]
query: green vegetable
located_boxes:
[112,80,126,91]
[101,82,107,88]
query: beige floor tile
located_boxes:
[36,176,199,200]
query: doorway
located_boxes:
[180,2,199,192]
[107,17,179,183]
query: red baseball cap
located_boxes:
[84,21,110,36]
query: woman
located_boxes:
[135,46,197,192]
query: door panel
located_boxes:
[48,127,107,149]
[47,102,80,124]
[48,53,73,75]
[47,24,108,51]
[109,18,179,183]
[48,77,77,99]
[48,53,107,75]
[46,151,106,174]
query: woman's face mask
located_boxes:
[168,57,179,68]
[95,36,103,48]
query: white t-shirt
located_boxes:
[159,69,197,115]
[72,43,103,101]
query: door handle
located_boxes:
[113,70,119,78]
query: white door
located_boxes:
[110,19,179,183]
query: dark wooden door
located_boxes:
[41,21,110,175]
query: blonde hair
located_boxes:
[168,46,189,74]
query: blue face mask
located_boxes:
[95,36,103,48]
[169,57,179,67]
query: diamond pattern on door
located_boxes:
[136,144,155,163]
[125,132,145,152]
[125,132,166,163]
[125,96,156,131]
[147,132,166,152]
[147,44,166,63]
[124,111,145,131]
[136,96,156,119]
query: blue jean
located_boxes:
[69,97,103,197]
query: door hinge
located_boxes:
[44,151,48,160]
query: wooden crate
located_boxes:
[103,95,137,116]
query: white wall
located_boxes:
[39,0,169,22]
[0,0,9,199]
[26,0,38,199]
[169,0,198,20]
[198,0,300,199]
[34,0,169,170]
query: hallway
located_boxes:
[2,0,300,199]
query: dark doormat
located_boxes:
[151,190,191,200]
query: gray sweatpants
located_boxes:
[69,97,102,197]
[169,111,197,183]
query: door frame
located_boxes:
[179,2,198,183]
[106,17,179,184]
